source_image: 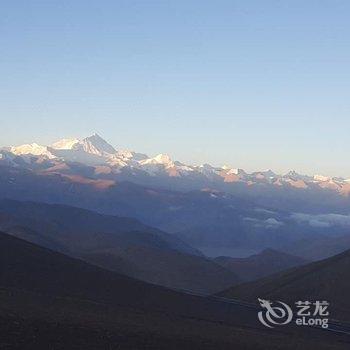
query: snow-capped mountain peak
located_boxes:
[314,174,331,182]
[153,154,173,165]
[10,143,56,159]
[76,134,116,156]
[51,134,116,156]
[220,166,246,176]
[3,134,350,197]
[140,153,174,167]
[262,169,276,177]
[51,138,80,150]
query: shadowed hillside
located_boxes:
[214,248,308,282]
[1,231,349,349]
[219,248,350,321]
[0,199,239,294]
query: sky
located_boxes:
[1,1,350,177]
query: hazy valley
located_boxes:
[1,135,350,349]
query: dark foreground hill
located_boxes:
[219,248,350,321]
[0,199,239,294]
[0,232,349,349]
[214,248,308,282]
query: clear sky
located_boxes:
[1,1,350,177]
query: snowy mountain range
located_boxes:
[1,133,350,196]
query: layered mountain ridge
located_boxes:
[2,134,350,261]
[2,133,350,196]
[0,198,238,294]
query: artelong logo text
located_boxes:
[258,298,329,329]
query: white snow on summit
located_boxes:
[314,174,331,182]
[76,134,117,156]
[5,133,350,196]
[11,143,56,159]
[140,154,174,167]
[51,138,79,150]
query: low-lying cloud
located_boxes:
[291,213,350,228]
[244,217,284,229]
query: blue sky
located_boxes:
[1,1,350,176]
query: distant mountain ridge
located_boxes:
[1,160,350,260]
[0,199,239,294]
[214,249,308,282]
[219,248,350,321]
[3,134,350,262]
[2,133,350,196]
